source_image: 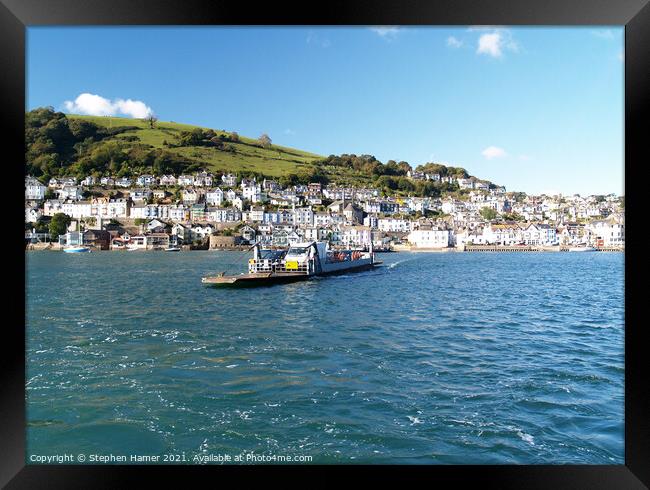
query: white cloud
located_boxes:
[63,93,154,118]
[446,36,463,48]
[477,32,503,57]
[370,26,400,39]
[476,29,519,58]
[283,129,296,135]
[482,146,508,160]
[518,154,531,161]
[63,93,115,116]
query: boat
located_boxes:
[165,247,181,252]
[568,244,597,252]
[202,241,382,287]
[62,246,91,253]
[126,244,140,251]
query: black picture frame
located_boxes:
[2,0,648,487]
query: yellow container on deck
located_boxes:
[285,261,299,270]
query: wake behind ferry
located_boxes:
[202,241,382,287]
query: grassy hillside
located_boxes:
[26,107,475,198]
[68,115,322,178]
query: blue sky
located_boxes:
[27,26,624,196]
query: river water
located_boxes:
[25,250,624,464]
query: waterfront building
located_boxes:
[340,225,372,248]
[407,226,452,248]
[587,215,625,247]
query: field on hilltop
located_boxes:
[68,115,322,178]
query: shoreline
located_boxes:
[25,246,624,253]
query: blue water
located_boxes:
[25,251,624,464]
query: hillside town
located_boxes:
[24,171,625,251]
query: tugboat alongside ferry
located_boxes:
[202,241,381,287]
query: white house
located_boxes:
[520,223,557,245]
[129,188,153,203]
[221,173,237,187]
[25,177,46,200]
[244,206,265,223]
[193,172,213,187]
[56,185,83,201]
[178,175,194,186]
[225,189,237,202]
[115,177,133,188]
[93,198,129,219]
[482,224,519,245]
[159,175,177,186]
[340,225,372,248]
[407,227,452,248]
[205,188,224,206]
[168,204,189,222]
[292,207,314,226]
[182,188,199,204]
[378,218,410,233]
[81,176,97,186]
[587,215,624,247]
[25,206,42,223]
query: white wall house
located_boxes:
[221,174,237,187]
[205,188,224,206]
[407,228,452,248]
[25,177,47,200]
[340,225,372,248]
[378,218,410,233]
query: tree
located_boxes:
[479,207,498,221]
[230,131,240,142]
[145,114,158,129]
[258,133,272,148]
[48,213,71,239]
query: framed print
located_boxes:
[2,0,649,487]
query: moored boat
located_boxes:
[202,241,382,287]
[568,245,597,252]
[165,247,181,252]
[63,246,91,253]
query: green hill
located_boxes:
[68,114,322,178]
[25,107,476,198]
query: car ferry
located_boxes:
[202,241,382,287]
